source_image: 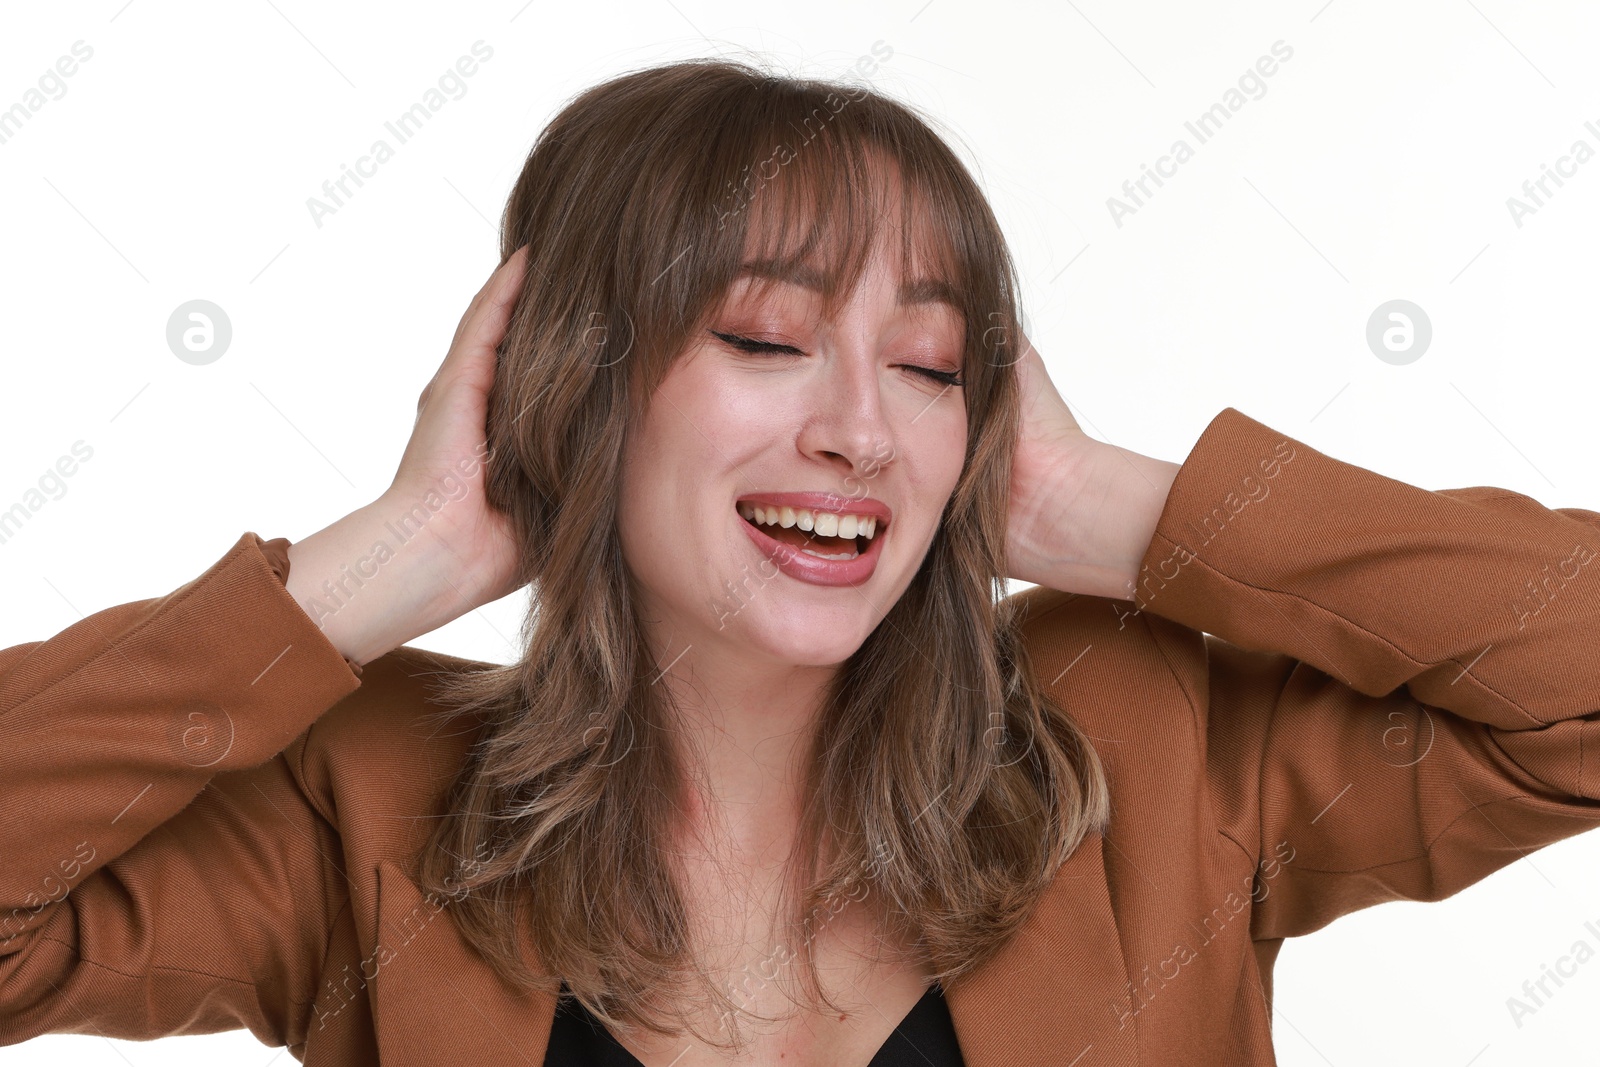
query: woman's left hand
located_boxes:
[1004,331,1181,598]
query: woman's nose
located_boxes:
[794,344,896,482]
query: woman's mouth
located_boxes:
[735,501,878,560]
[734,499,890,587]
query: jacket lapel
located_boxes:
[370,858,558,1066]
[370,835,1138,1066]
[947,830,1139,1066]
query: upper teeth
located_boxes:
[738,502,879,540]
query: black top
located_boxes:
[542,980,967,1066]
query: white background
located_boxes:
[3,1,1600,1064]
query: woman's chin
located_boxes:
[733,614,870,668]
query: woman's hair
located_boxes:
[413,54,1111,1051]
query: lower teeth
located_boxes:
[745,516,863,561]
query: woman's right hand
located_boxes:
[285,247,531,667]
[384,245,531,611]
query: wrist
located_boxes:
[284,497,473,667]
[1012,439,1180,599]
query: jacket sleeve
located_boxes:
[0,532,363,1049]
[1127,407,1600,942]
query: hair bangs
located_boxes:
[694,94,973,374]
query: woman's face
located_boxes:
[616,236,969,671]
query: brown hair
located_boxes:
[413,54,1110,1052]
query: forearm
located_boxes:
[0,531,360,954]
[1130,408,1600,723]
[283,495,480,667]
[1010,441,1181,600]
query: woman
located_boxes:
[3,57,1598,1067]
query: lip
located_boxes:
[734,492,891,588]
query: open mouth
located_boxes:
[735,501,882,561]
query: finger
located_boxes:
[460,255,527,355]
[443,246,531,370]
[463,244,529,321]
[449,248,524,348]
[476,246,530,335]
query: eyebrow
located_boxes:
[735,260,962,311]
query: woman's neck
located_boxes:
[655,653,837,860]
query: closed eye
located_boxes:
[708,330,964,388]
[711,330,802,356]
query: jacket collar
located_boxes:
[368,831,1138,1065]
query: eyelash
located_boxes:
[710,330,965,388]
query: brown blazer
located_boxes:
[3,407,1598,1066]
